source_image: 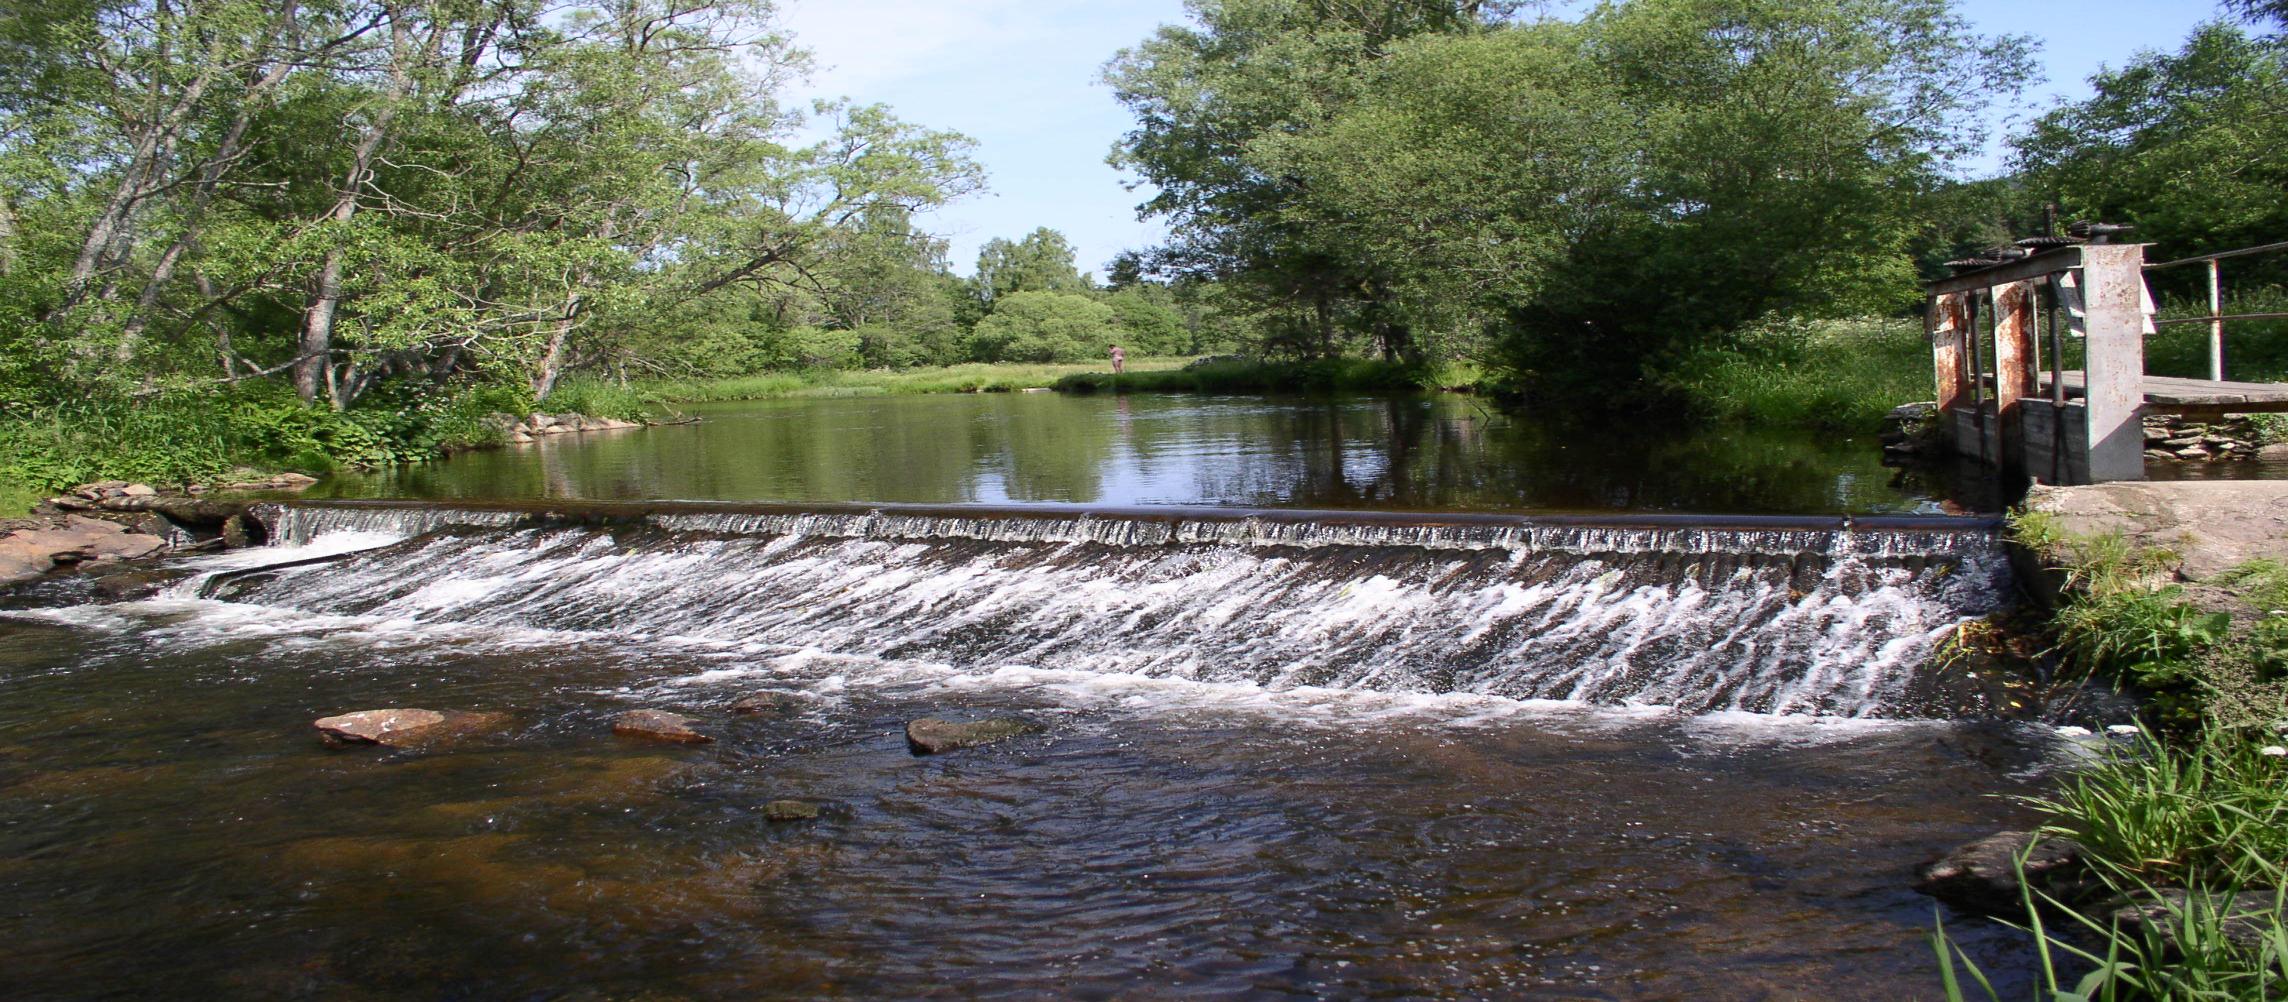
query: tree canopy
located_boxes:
[1108,0,2033,396]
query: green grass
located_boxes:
[1935,730,2288,1002]
[1053,357,1480,395]
[534,378,658,422]
[1665,315,1931,432]
[2151,288,2288,384]
[0,381,535,514]
[1939,518,2288,1000]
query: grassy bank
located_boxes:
[639,357,1196,403]
[1665,315,1931,432]
[1937,516,2288,999]
[1053,357,1479,395]
[0,382,534,514]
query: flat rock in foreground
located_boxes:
[612,709,712,744]
[316,708,506,748]
[0,515,171,586]
[2026,481,2288,579]
[905,717,1035,755]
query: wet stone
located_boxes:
[905,717,1036,755]
[315,709,506,748]
[613,709,712,744]
[1916,830,2088,914]
[91,569,183,601]
[2111,888,2287,954]
[761,800,819,822]
[728,690,800,715]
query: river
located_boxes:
[0,392,2053,999]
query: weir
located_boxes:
[221,500,2014,718]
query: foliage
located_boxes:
[636,357,1200,403]
[965,292,1122,363]
[1107,0,2032,398]
[1935,731,2288,1002]
[973,228,1094,306]
[0,0,984,415]
[1663,315,1931,431]
[2014,21,2288,297]
[0,380,532,511]
[1053,357,1476,395]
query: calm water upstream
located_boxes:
[0,393,2052,1000]
[318,393,1976,514]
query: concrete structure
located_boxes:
[1926,243,2288,486]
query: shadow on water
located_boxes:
[319,393,1991,515]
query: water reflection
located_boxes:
[323,393,1971,514]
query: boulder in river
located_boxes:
[728,690,802,715]
[2111,888,2287,955]
[315,709,507,748]
[905,717,1036,755]
[0,515,170,586]
[612,709,713,744]
[762,799,819,821]
[1916,830,2089,914]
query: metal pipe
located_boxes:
[2209,257,2225,381]
[2145,239,2288,271]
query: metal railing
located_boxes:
[2144,240,2288,381]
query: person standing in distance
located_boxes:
[1108,344,1126,374]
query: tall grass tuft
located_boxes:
[1933,731,2288,1000]
[1664,315,1932,432]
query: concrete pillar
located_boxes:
[2078,244,2149,483]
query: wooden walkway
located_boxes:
[2036,371,2288,414]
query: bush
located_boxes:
[0,377,572,513]
[1663,315,1932,432]
[966,292,1119,363]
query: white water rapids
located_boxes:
[177,503,2019,718]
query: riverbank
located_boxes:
[1930,482,2288,998]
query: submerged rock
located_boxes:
[612,709,712,744]
[1916,830,2089,914]
[314,709,506,748]
[905,717,1036,755]
[762,799,819,821]
[220,512,264,549]
[2111,888,2287,954]
[91,568,189,602]
[728,690,801,715]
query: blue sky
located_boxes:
[780,0,2230,277]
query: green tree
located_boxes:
[1108,0,2031,397]
[1106,287,1190,355]
[973,227,1092,307]
[2013,21,2288,292]
[965,291,1118,362]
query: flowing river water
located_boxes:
[0,393,2061,999]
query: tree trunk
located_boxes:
[117,16,301,360]
[530,299,579,401]
[294,16,414,405]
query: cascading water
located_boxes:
[217,500,2012,717]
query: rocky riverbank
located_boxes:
[488,411,650,445]
[0,476,317,588]
[1877,402,2288,466]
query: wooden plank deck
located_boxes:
[2037,370,2288,413]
